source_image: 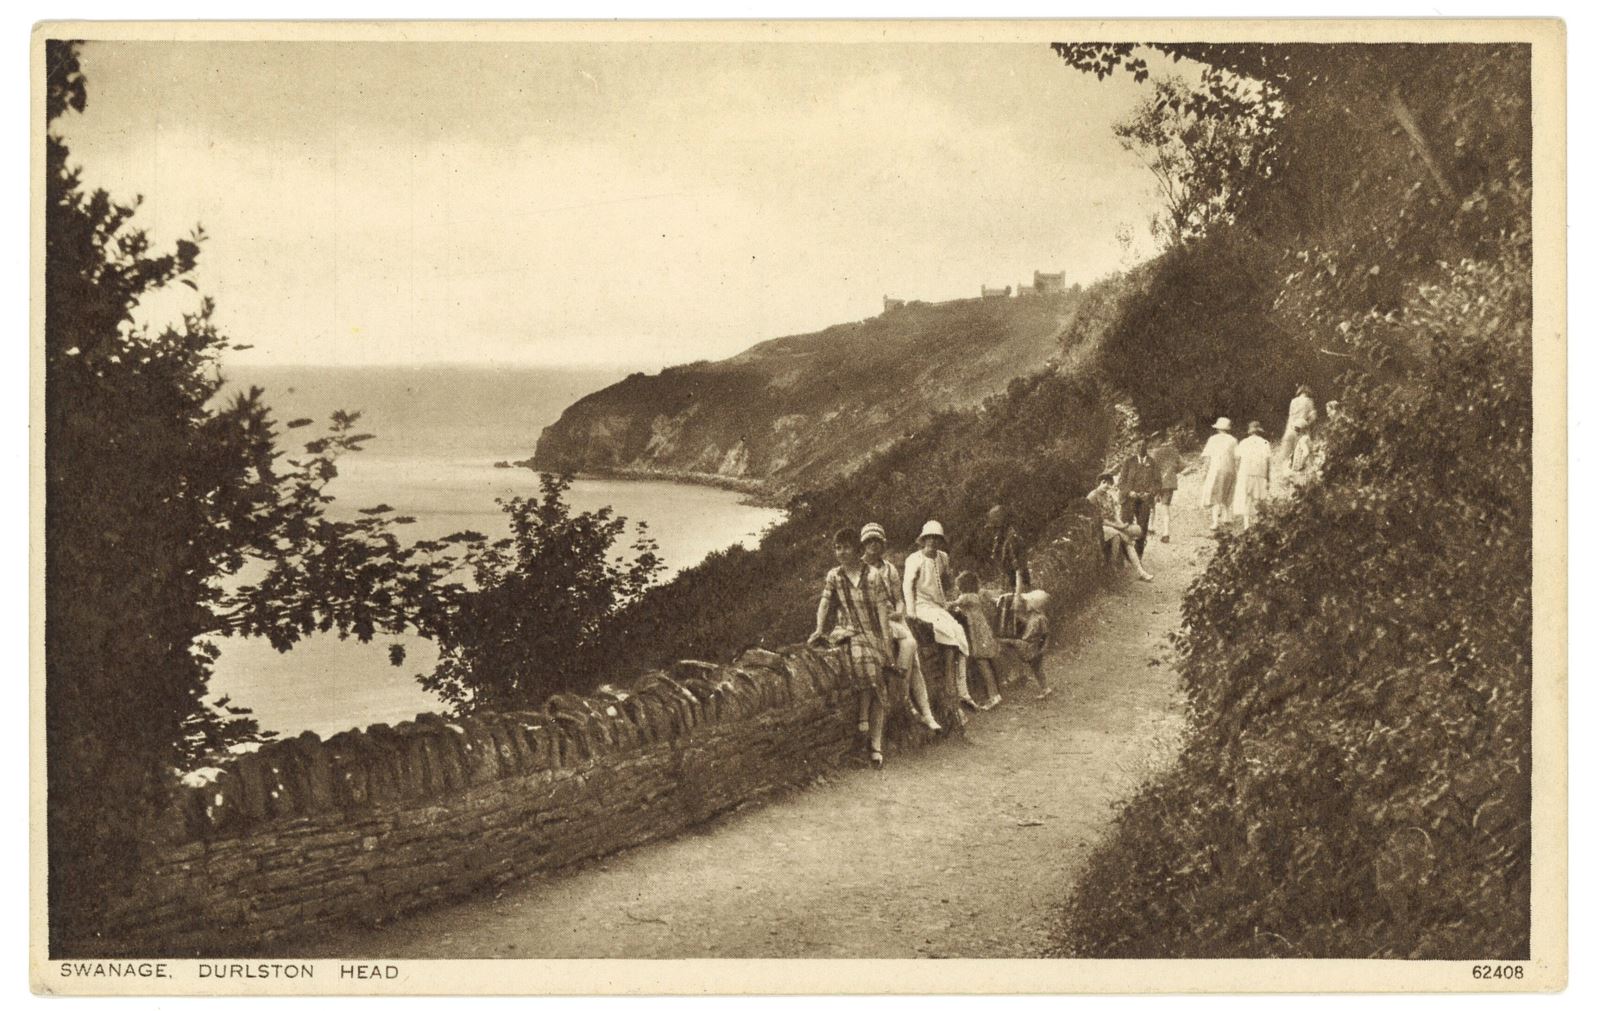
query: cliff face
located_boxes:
[531,293,1082,496]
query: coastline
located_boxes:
[503,459,786,509]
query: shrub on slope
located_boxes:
[1055,224,1532,959]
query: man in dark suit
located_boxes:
[1116,437,1161,558]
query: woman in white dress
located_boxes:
[902,520,977,713]
[1232,420,1274,529]
[1200,417,1240,531]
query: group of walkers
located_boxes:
[1200,385,1331,531]
[807,512,1051,769]
[805,383,1329,769]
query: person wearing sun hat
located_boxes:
[1200,416,1239,531]
[859,521,941,731]
[902,519,978,713]
[809,527,896,767]
[1233,420,1274,529]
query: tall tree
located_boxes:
[44,42,674,951]
[1112,73,1277,248]
[43,40,435,950]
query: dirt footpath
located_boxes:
[286,481,1210,959]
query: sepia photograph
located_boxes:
[30,18,1565,994]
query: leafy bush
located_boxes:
[1055,220,1531,959]
[415,474,663,712]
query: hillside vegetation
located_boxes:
[531,292,1081,497]
[1047,42,1535,958]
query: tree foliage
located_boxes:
[1113,73,1278,248]
[44,41,671,950]
[415,474,663,712]
[1053,41,1530,436]
[45,41,591,950]
[1075,224,1308,430]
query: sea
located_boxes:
[206,364,785,740]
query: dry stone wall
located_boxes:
[95,512,1102,957]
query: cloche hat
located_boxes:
[1213,417,1233,432]
[918,520,946,542]
[859,522,886,544]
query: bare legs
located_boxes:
[1155,494,1172,541]
[971,657,1002,709]
[856,688,885,765]
[1029,656,1051,699]
[997,639,1050,699]
[1209,503,1233,531]
[1123,540,1155,581]
[895,635,940,730]
[947,648,977,708]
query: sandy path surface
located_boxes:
[285,477,1210,959]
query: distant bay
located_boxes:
[207,363,784,740]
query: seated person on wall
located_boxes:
[860,521,942,732]
[1088,473,1155,582]
[808,527,896,769]
[903,520,979,720]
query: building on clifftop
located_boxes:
[980,284,1011,299]
[1033,270,1067,294]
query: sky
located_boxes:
[59,40,1174,370]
